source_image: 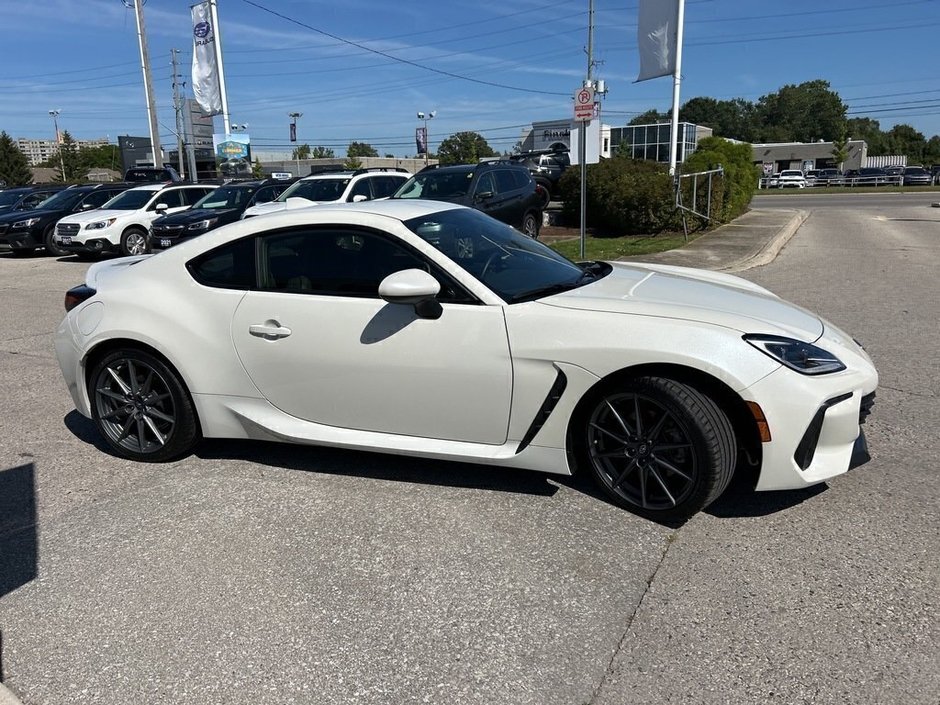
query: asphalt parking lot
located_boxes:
[0,197,938,704]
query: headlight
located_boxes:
[86,218,117,230]
[12,217,41,228]
[743,334,846,375]
[187,217,219,231]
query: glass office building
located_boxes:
[609,122,711,164]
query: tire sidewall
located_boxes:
[44,224,68,257]
[121,227,148,256]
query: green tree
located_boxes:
[680,96,759,141]
[291,143,311,160]
[252,157,264,178]
[830,134,849,168]
[845,117,885,154]
[436,131,496,165]
[628,108,670,126]
[0,131,33,187]
[682,137,758,222]
[756,80,846,143]
[343,156,363,170]
[924,136,940,165]
[883,124,926,162]
[77,143,121,172]
[347,141,378,158]
[54,131,84,182]
[311,146,335,158]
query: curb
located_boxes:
[719,209,809,273]
[0,683,24,705]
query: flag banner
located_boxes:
[416,127,428,155]
[636,0,679,82]
[289,122,297,142]
[191,2,222,115]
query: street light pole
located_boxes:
[49,109,66,180]
[289,112,303,176]
[417,110,435,166]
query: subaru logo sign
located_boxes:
[194,21,211,39]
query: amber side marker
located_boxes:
[747,401,772,442]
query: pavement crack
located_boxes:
[878,384,937,399]
[588,529,678,704]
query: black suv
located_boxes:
[391,162,542,238]
[0,183,132,256]
[149,179,292,251]
[123,166,183,184]
[0,185,68,216]
[508,149,570,206]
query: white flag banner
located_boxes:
[636,0,680,82]
[191,2,222,115]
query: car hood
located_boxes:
[59,208,133,224]
[0,208,56,224]
[154,207,238,225]
[541,261,824,341]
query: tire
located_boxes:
[120,227,148,256]
[521,211,541,239]
[89,348,200,462]
[575,376,736,522]
[44,224,69,257]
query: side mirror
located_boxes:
[475,190,494,202]
[155,203,168,213]
[80,203,95,211]
[351,194,369,203]
[378,269,442,320]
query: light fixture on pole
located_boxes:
[231,123,248,132]
[417,110,435,166]
[48,109,66,179]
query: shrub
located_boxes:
[556,157,680,236]
[681,137,759,222]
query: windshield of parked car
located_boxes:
[276,178,350,203]
[404,208,596,303]
[33,190,85,211]
[193,186,253,210]
[393,169,474,200]
[100,189,155,210]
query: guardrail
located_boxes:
[758,175,914,189]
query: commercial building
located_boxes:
[751,140,868,174]
[610,122,712,163]
[15,136,110,166]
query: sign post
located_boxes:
[574,86,595,259]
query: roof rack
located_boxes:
[351,166,411,176]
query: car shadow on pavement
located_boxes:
[63,411,114,454]
[0,463,38,600]
[706,480,828,518]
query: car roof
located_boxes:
[286,198,465,221]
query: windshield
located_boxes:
[34,190,85,211]
[101,189,155,210]
[393,170,474,200]
[193,186,251,209]
[277,178,349,203]
[404,208,590,303]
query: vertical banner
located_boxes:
[213,133,251,177]
[636,0,680,82]
[416,127,428,155]
[191,2,222,115]
[289,122,297,142]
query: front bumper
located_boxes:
[0,226,42,251]
[55,237,119,255]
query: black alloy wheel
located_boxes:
[521,211,540,239]
[579,377,736,522]
[89,348,200,462]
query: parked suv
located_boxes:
[0,185,68,215]
[390,162,543,237]
[0,183,131,257]
[54,183,215,257]
[123,166,183,183]
[775,170,807,188]
[901,166,933,186]
[508,149,570,206]
[149,179,292,251]
[242,167,410,218]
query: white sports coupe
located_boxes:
[55,200,878,521]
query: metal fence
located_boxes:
[676,167,724,240]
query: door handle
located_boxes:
[249,321,292,339]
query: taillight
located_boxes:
[64,284,96,312]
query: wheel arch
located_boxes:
[83,337,203,436]
[566,362,762,476]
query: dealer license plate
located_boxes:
[60,237,72,245]
[160,239,171,248]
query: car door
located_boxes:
[230,225,513,444]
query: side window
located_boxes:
[250,185,278,206]
[180,188,208,206]
[257,227,469,302]
[187,237,256,289]
[494,170,517,194]
[81,190,116,209]
[510,169,532,189]
[20,193,46,209]
[151,189,185,210]
[370,176,400,199]
[347,178,373,202]
[474,173,496,197]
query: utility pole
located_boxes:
[171,49,186,179]
[127,0,162,166]
[578,0,595,259]
[48,109,67,180]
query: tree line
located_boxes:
[630,79,940,165]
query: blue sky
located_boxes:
[1,0,938,157]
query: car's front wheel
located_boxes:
[44,224,68,257]
[89,348,200,462]
[521,211,540,239]
[120,227,148,256]
[575,376,736,522]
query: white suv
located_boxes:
[54,184,215,257]
[241,168,410,219]
[776,170,807,188]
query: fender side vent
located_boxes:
[516,369,568,454]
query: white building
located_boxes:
[15,137,111,166]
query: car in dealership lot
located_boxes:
[901,166,933,186]
[775,170,807,188]
[149,179,292,251]
[507,149,570,207]
[882,165,905,184]
[0,184,68,215]
[848,167,888,186]
[814,168,844,186]
[54,200,877,521]
[123,166,183,183]
[391,161,542,237]
[53,183,215,257]
[242,167,410,219]
[0,183,131,256]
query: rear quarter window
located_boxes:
[187,237,256,289]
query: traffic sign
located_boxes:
[574,86,594,122]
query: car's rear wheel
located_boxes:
[120,227,148,256]
[89,348,200,462]
[44,224,68,257]
[521,211,540,239]
[576,376,736,522]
